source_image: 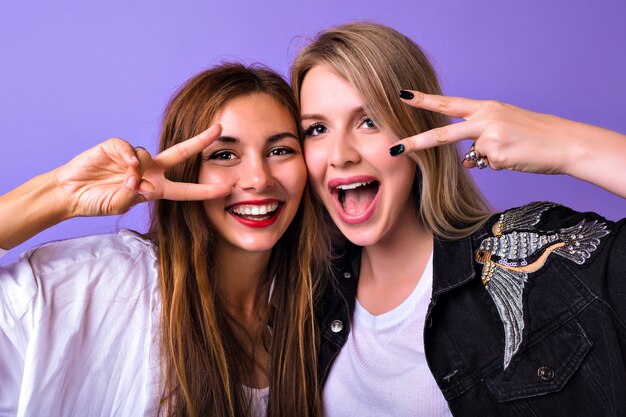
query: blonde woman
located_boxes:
[292,23,626,416]
[0,63,322,417]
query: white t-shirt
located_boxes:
[322,253,452,417]
[0,231,268,417]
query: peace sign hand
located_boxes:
[390,90,573,174]
[54,124,232,218]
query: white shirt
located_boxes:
[322,253,452,417]
[0,231,268,417]
[0,231,162,417]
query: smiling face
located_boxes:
[199,93,306,253]
[300,65,418,247]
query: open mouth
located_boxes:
[330,179,380,220]
[227,200,284,227]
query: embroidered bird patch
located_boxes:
[475,202,609,369]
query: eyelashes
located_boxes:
[268,148,295,157]
[358,117,377,129]
[304,123,327,137]
[208,150,235,160]
[204,147,296,163]
[303,117,378,137]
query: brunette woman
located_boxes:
[0,63,322,417]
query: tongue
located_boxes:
[343,185,377,216]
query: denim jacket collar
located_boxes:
[432,215,497,297]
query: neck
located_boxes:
[357,202,433,315]
[361,204,433,285]
[215,240,272,321]
[214,239,273,389]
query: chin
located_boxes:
[239,241,279,253]
[335,223,383,247]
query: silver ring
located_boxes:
[476,157,489,169]
[464,143,478,161]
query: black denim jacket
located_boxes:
[317,203,626,416]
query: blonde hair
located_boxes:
[291,22,492,240]
[149,63,321,417]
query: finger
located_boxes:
[389,121,482,155]
[133,147,153,169]
[124,174,139,191]
[136,179,157,196]
[399,90,482,119]
[160,181,233,201]
[105,138,140,168]
[124,147,152,191]
[102,139,142,191]
[462,159,477,169]
[114,186,148,212]
[153,124,222,168]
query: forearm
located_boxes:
[563,121,626,199]
[0,170,71,250]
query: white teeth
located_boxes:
[231,202,279,216]
[336,181,373,190]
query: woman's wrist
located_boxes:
[560,120,626,198]
[0,169,73,250]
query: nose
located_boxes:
[328,131,360,168]
[237,155,275,191]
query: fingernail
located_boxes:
[399,90,414,100]
[389,144,405,156]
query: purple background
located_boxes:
[1,1,625,262]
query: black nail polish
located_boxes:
[389,144,405,156]
[399,90,414,100]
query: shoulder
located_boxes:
[477,201,617,254]
[485,201,612,232]
[464,201,624,312]
[2,230,160,314]
[472,201,625,305]
[0,230,160,353]
[24,229,157,276]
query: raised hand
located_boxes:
[54,124,233,218]
[0,125,234,250]
[390,90,582,173]
[389,90,626,198]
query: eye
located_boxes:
[268,147,295,157]
[303,123,328,137]
[208,150,236,160]
[358,117,377,129]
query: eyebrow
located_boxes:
[267,132,299,142]
[301,113,325,121]
[215,132,299,144]
[301,106,367,122]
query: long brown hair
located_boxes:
[149,63,321,417]
[291,22,492,243]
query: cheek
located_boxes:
[388,159,417,198]
[303,143,326,184]
[278,161,307,198]
[198,166,237,186]
[202,198,224,227]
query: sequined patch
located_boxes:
[475,202,609,369]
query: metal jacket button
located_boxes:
[343,272,352,279]
[330,320,343,333]
[537,366,555,381]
